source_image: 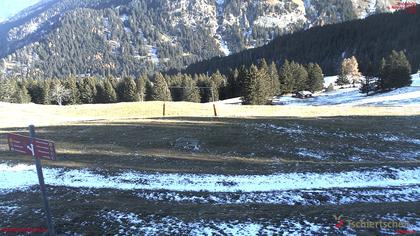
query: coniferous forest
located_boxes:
[1,2,418,79]
[0,58,324,105]
[1,49,413,105]
[0,5,417,105]
[185,6,420,77]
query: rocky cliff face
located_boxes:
[0,0,401,78]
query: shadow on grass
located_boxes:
[0,115,418,174]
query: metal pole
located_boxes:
[29,125,56,236]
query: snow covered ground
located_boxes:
[273,86,420,106]
[100,211,336,235]
[1,162,419,234]
[273,74,420,106]
[98,211,420,236]
[274,73,420,106]
[1,163,419,199]
[135,185,420,205]
[0,163,420,235]
[215,97,242,105]
[218,73,420,106]
[1,74,419,235]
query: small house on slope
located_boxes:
[294,91,313,99]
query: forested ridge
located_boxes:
[185,7,420,76]
[0,0,390,78]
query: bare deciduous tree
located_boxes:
[50,82,71,105]
[340,56,362,84]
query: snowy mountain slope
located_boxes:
[0,0,402,78]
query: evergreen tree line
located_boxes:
[0,74,222,105]
[1,50,412,105]
[361,50,413,94]
[231,59,324,105]
[0,58,324,105]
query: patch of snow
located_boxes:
[8,20,41,41]
[266,123,304,135]
[324,75,338,88]
[406,139,420,145]
[135,186,420,205]
[150,47,159,64]
[349,156,363,162]
[380,134,420,145]
[120,14,129,22]
[303,0,311,9]
[7,6,59,41]
[215,0,224,6]
[275,84,420,107]
[247,122,418,160]
[218,36,231,56]
[124,27,132,33]
[254,10,306,29]
[411,73,420,86]
[380,214,420,233]
[274,73,420,106]
[361,0,377,18]
[214,0,230,56]
[0,163,419,193]
[348,87,420,106]
[138,30,147,43]
[101,212,331,235]
[142,46,160,64]
[215,97,242,104]
[0,205,19,214]
[297,148,328,160]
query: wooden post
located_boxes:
[211,87,217,117]
[163,102,166,116]
[213,104,218,117]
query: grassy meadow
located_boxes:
[0,102,419,234]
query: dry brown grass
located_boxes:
[1,101,419,128]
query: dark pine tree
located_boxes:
[151,73,172,101]
[117,77,139,102]
[181,75,200,103]
[136,74,149,102]
[79,77,97,104]
[41,80,51,105]
[279,60,294,94]
[14,81,31,103]
[307,63,324,92]
[242,64,268,105]
[379,50,412,91]
[95,81,105,103]
[103,78,118,103]
[226,68,240,98]
[210,70,226,101]
[291,62,309,92]
[65,76,80,105]
[268,61,281,96]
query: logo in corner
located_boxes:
[333,214,345,229]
